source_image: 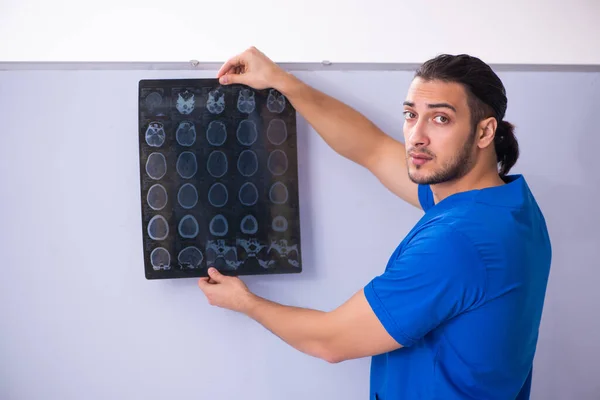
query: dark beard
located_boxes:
[408,128,477,185]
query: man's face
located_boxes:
[403,77,477,185]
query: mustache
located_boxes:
[407,147,435,158]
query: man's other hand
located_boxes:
[198,267,255,313]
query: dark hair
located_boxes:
[414,54,519,177]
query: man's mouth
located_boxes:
[409,152,433,165]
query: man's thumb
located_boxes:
[208,267,224,282]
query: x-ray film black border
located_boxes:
[138,78,303,280]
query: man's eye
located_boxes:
[434,115,448,123]
[403,111,416,119]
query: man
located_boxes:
[197,47,552,399]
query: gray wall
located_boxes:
[0,67,598,399]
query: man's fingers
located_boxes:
[208,267,225,283]
[197,277,211,290]
[219,71,248,86]
[198,268,225,291]
[216,52,246,79]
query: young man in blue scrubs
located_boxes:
[197,47,552,400]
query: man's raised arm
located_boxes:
[217,47,421,209]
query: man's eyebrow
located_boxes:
[428,103,457,112]
[403,101,457,113]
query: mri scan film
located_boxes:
[138,79,302,279]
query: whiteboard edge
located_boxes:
[1,61,599,72]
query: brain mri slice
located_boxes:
[145,152,167,180]
[208,182,228,207]
[147,184,168,210]
[145,121,166,147]
[206,239,242,270]
[207,88,225,114]
[237,149,258,177]
[150,247,171,270]
[206,120,227,146]
[176,151,198,179]
[176,90,195,114]
[207,150,228,178]
[178,246,204,268]
[238,182,258,206]
[177,183,198,209]
[266,119,287,145]
[178,215,199,238]
[269,181,289,204]
[267,149,288,175]
[240,214,258,234]
[176,121,196,146]
[268,239,300,268]
[237,88,256,113]
[267,89,286,113]
[209,214,229,236]
[237,238,270,269]
[236,120,258,145]
[148,215,169,240]
[272,215,288,232]
[144,91,163,113]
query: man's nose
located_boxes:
[407,119,430,147]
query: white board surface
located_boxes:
[1,0,600,65]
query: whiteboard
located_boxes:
[1,0,600,65]
[1,66,599,400]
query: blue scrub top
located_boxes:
[364,174,552,399]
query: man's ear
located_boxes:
[477,117,497,149]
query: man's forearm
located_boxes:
[241,292,335,361]
[274,71,391,169]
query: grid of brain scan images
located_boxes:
[138,79,302,279]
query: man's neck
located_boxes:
[430,168,505,205]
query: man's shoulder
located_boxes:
[409,203,508,268]
[404,218,480,262]
[415,204,513,251]
[416,174,550,255]
[413,181,551,277]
